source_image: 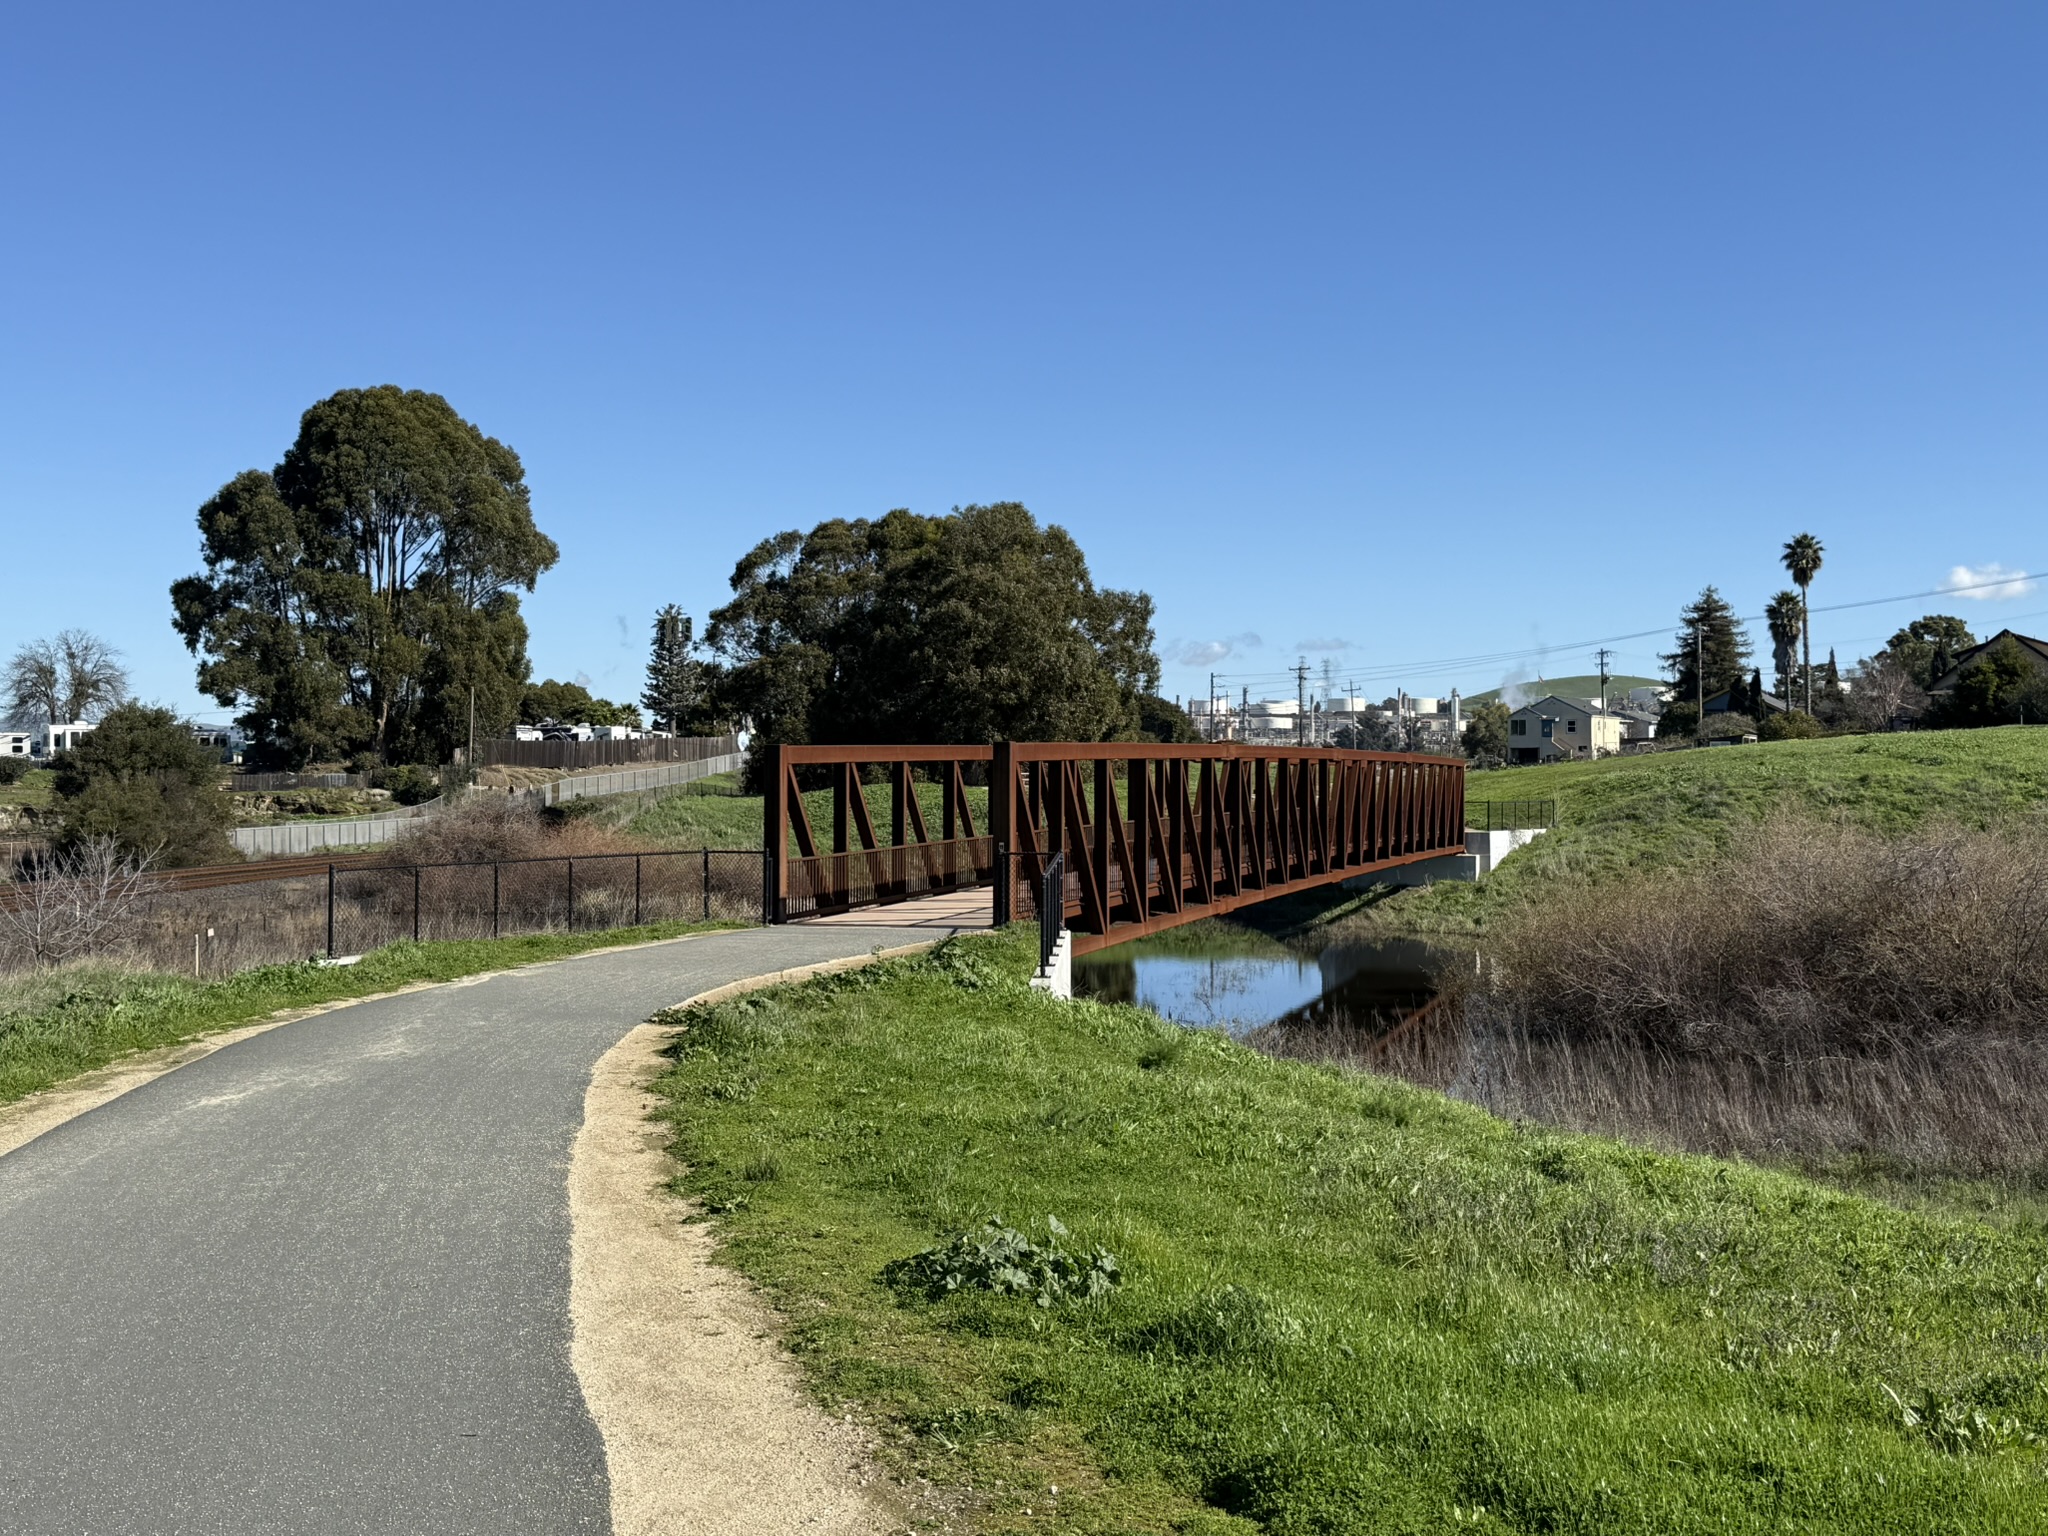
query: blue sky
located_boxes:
[5,3,2046,720]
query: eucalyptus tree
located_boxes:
[1780,532,1825,713]
[171,387,559,767]
[707,502,1156,780]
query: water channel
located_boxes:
[1072,931,1470,1037]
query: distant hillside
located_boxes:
[1461,673,1663,707]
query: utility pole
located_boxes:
[1241,686,1250,743]
[1295,657,1310,746]
[1208,671,1217,741]
[1695,627,1704,743]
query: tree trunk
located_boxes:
[1802,591,1812,715]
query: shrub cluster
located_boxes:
[1489,815,2048,1054]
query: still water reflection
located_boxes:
[1073,935,1460,1037]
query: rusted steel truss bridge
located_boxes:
[764,741,1466,954]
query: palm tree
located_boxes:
[1764,590,1803,703]
[1781,533,1825,713]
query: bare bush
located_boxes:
[1255,815,2048,1177]
[0,837,156,970]
[383,794,654,868]
[1489,815,2048,1055]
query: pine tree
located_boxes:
[1750,666,1768,715]
[1660,587,1753,724]
[641,605,701,733]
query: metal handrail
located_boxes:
[1463,799,1556,832]
[1038,850,1065,974]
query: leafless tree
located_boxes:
[0,837,157,971]
[1849,651,1924,732]
[4,630,129,728]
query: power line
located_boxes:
[1208,566,2043,692]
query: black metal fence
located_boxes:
[1464,799,1556,832]
[1036,851,1066,973]
[321,848,764,957]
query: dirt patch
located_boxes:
[570,947,939,1536]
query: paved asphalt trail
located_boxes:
[0,925,941,1535]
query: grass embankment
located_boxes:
[0,767,55,812]
[654,930,2048,1534]
[1386,727,2048,932]
[0,919,737,1107]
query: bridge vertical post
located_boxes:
[990,742,1013,927]
[764,742,788,924]
[1093,760,1113,928]
[890,761,909,900]
[1129,751,1150,920]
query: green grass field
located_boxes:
[624,771,992,853]
[1387,726,2048,930]
[0,919,737,1107]
[0,766,55,811]
[654,929,2048,1534]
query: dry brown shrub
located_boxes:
[1489,814,2048,1055]
[382,796,650,867]
[1266,814,2048,1176]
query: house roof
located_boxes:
[1509,694,1599,717]
[1928,629,2048,693]
[1703,686,1788,713]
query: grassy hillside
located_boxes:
[1461,674,1661,707]
[1389,726,2048,930]
[623,772,992,852]
[655,930,2048,1534]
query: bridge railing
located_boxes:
[762,745,997,922]
[763,741,1466,950]
[1464,799,1556,832]
[990,742,1466,952]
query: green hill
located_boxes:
[1400,725,2048,928]
[1461,673,1663,707]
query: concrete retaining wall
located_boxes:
[232,753,745,858]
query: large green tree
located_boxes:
[51,704,235,867]
[707,504,1156,768]
[1883,614,1975,689]
[1660,587,1753,731]
[171,387,558,768]
[520,679,641,729]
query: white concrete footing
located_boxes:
[1029,928,1073,999]
[1346,825,1548,890]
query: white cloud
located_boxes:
[1296,636,1353,653]
[1168,632,1263,667]
[1941,563,2037,602]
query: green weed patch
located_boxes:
[0,920,736,1107]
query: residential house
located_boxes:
[2,730,33,759]
[1928,629,2048,694]
[1506,695,1626,764]
[35,721,94,757]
